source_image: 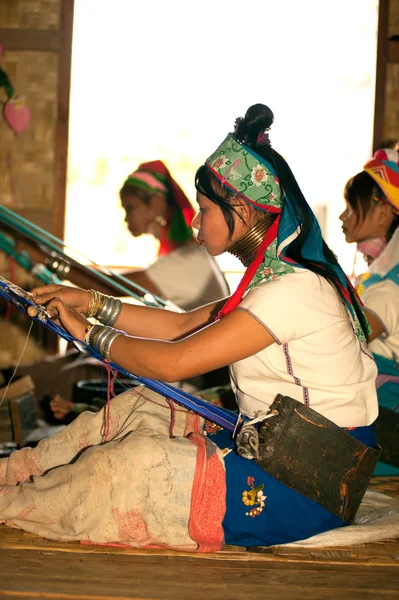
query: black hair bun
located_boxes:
[234,104,274,147]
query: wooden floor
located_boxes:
[1,477,398,600]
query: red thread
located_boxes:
[101,361,113,440]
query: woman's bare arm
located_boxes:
[32,283,228,341]
[30,296,273,381]
[113,297,228,340]
[107,308,274,381]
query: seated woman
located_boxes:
[0,104,379,550]
[118,160,229,311]
[340,147,399,476]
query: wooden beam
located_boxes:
[0,28,59,52]
[373,0,390,150]
[53,0,75,241]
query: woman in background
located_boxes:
[118,160,229,311]
[340,148,399,475]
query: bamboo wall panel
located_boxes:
[0,52,58,213]
[0,0,66,360]
[0,0,59,29]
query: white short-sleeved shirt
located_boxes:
[146,244,229,311]
[360,280,399,361]
[231,269,378,427]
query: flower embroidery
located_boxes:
[204,420,224,436]
[251,164,268,187]
[212,156,227,170]
[242,476,267,517]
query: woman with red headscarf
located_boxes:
[118,160,229,311]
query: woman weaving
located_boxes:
[0,104,379,550]
[12,159,230,420]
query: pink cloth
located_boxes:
[376,374,399,389]
[126,170,168,192]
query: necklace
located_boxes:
[228,219,271,267]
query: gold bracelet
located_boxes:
[84,290,95,318]
[85,290,99,318]
[85,290,109,319]
[96,291,107,317]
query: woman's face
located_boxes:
[192,193,246,256]
[121,193,156,237]
[339,200,388,244]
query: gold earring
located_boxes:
[154,215,167,227]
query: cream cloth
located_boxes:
[277,490,399,548]
[0,386,226,552]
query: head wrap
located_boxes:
[205,134,369,342]
[363,148,399,213]
[356,149,399,295]
[122,160,195,256]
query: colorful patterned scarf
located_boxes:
[356,149,399,295]
[123,160,195,256]
[364,148,399,213]
[205,134,369,342]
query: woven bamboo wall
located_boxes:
[0,0,59,29]
[0,0,61,367]
[0,1,59,222]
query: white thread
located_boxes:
[244,409,278,428]
[0,320,34,408]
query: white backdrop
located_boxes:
[66,0,378,290]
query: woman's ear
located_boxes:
[149,191,167,213]
[379,202,395,228]
[237,199,251,224]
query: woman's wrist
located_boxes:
[84,290,122,326]
[85,323,127,361]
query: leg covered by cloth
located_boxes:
[0,386,226,552]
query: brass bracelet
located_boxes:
[85,290,106,318]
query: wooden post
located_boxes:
[53,0,75,241]
[373,0,390,150]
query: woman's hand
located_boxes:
[31,284,90,316]
[28,296,90,341]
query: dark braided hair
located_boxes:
[196,103,370,340]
